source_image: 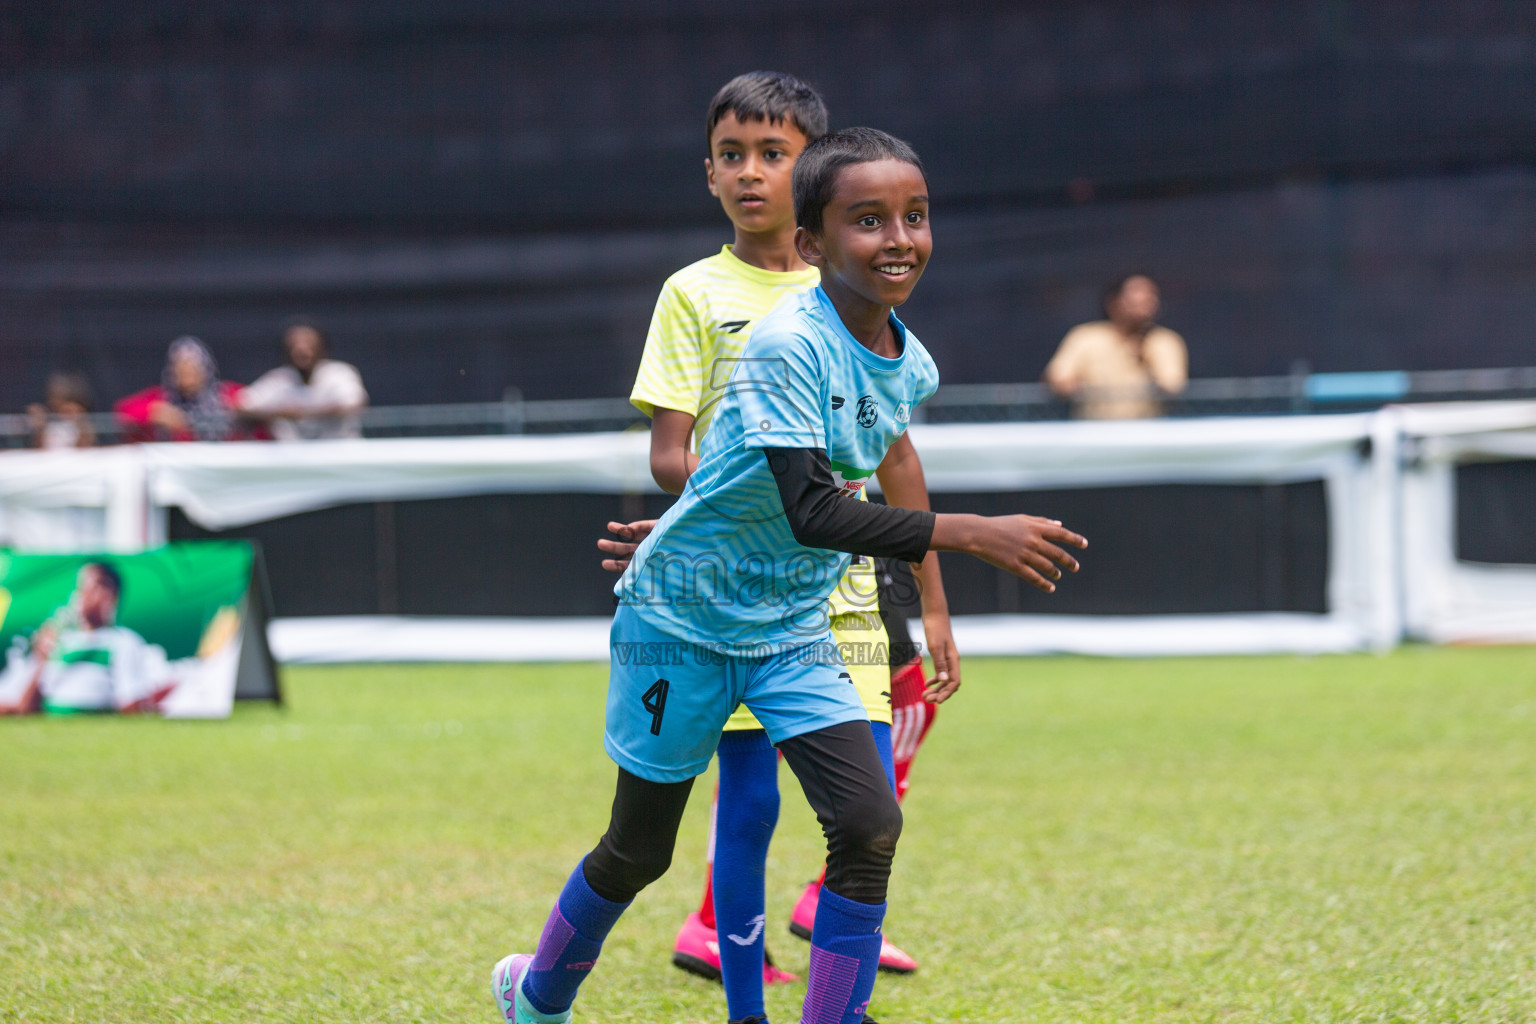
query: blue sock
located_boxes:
[803,887,886,1024]
[521,859,630,1016]
[713,729,781,1022]
[869,721,896,795]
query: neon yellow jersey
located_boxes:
[630,245,820,445]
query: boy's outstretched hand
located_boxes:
[598,519,658,573]
[921,607,961,703]
[937,514,1087,593]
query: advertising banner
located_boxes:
[0,542,278,718]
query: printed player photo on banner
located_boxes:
[0,541,278,719]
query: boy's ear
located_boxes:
[794,225,823,267]
[705,157,719,197]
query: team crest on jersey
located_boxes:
[895,401,910,424]
[855,395,879,428]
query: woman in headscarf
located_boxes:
[115,337,263,442]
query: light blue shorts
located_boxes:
[604,603,869,783]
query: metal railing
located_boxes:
[6,366,1536,448]
[355,390,643,437]
[919,366,1536,422]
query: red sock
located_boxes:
[698,782,718,929]
[889,656,937,802]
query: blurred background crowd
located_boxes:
[27,321,368,448]
[5,1,1533,451]
[23,269,1191,448]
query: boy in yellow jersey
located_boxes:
[610,72,958,1024]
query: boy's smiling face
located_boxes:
[797,158,931,310]
[706,112,808,235]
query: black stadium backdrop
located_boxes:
[7,1,1536,617]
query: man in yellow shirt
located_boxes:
[613,71,957,1023]
[1044,273,1188,419]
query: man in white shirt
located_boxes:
[240,321,369,440]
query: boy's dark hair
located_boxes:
[792,127,927,237]
[1102,273,1154,316]
[706,71,828,151]
[83,561,123,598]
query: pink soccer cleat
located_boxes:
[672,911,799,985]
[876,934,919,974]
[671,911,721,981]
[762,953,799,986]
[789,880,919,974]
[788,879,818,942]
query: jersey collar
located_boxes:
[721,245,820,286]
[811,286,908,373]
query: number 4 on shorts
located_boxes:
[642,678,669,736]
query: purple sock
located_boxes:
[521,860,630,1016]
[801,887,885,1024]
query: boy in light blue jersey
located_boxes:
[491,128,1087,1024]
[614,281,938,661]
[613,71,945,1004]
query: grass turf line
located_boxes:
[2,647,1535,1023]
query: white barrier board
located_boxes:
[268,613,1367,663]
[6,402,1536,657]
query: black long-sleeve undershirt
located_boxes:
[764,447,935,564]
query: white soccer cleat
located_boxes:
[490,952,572,1024]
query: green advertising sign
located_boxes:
[0,542,276,718]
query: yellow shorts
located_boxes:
[723,610,892,731]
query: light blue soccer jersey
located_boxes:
[617,285,940,652]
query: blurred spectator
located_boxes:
[239,322,368,440]
[1044,274,1188,419]
[115,336,259,442]
[27,372,96,449]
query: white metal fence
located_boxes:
[4,401,1534,659]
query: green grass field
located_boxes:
[4,648,1536,1023]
